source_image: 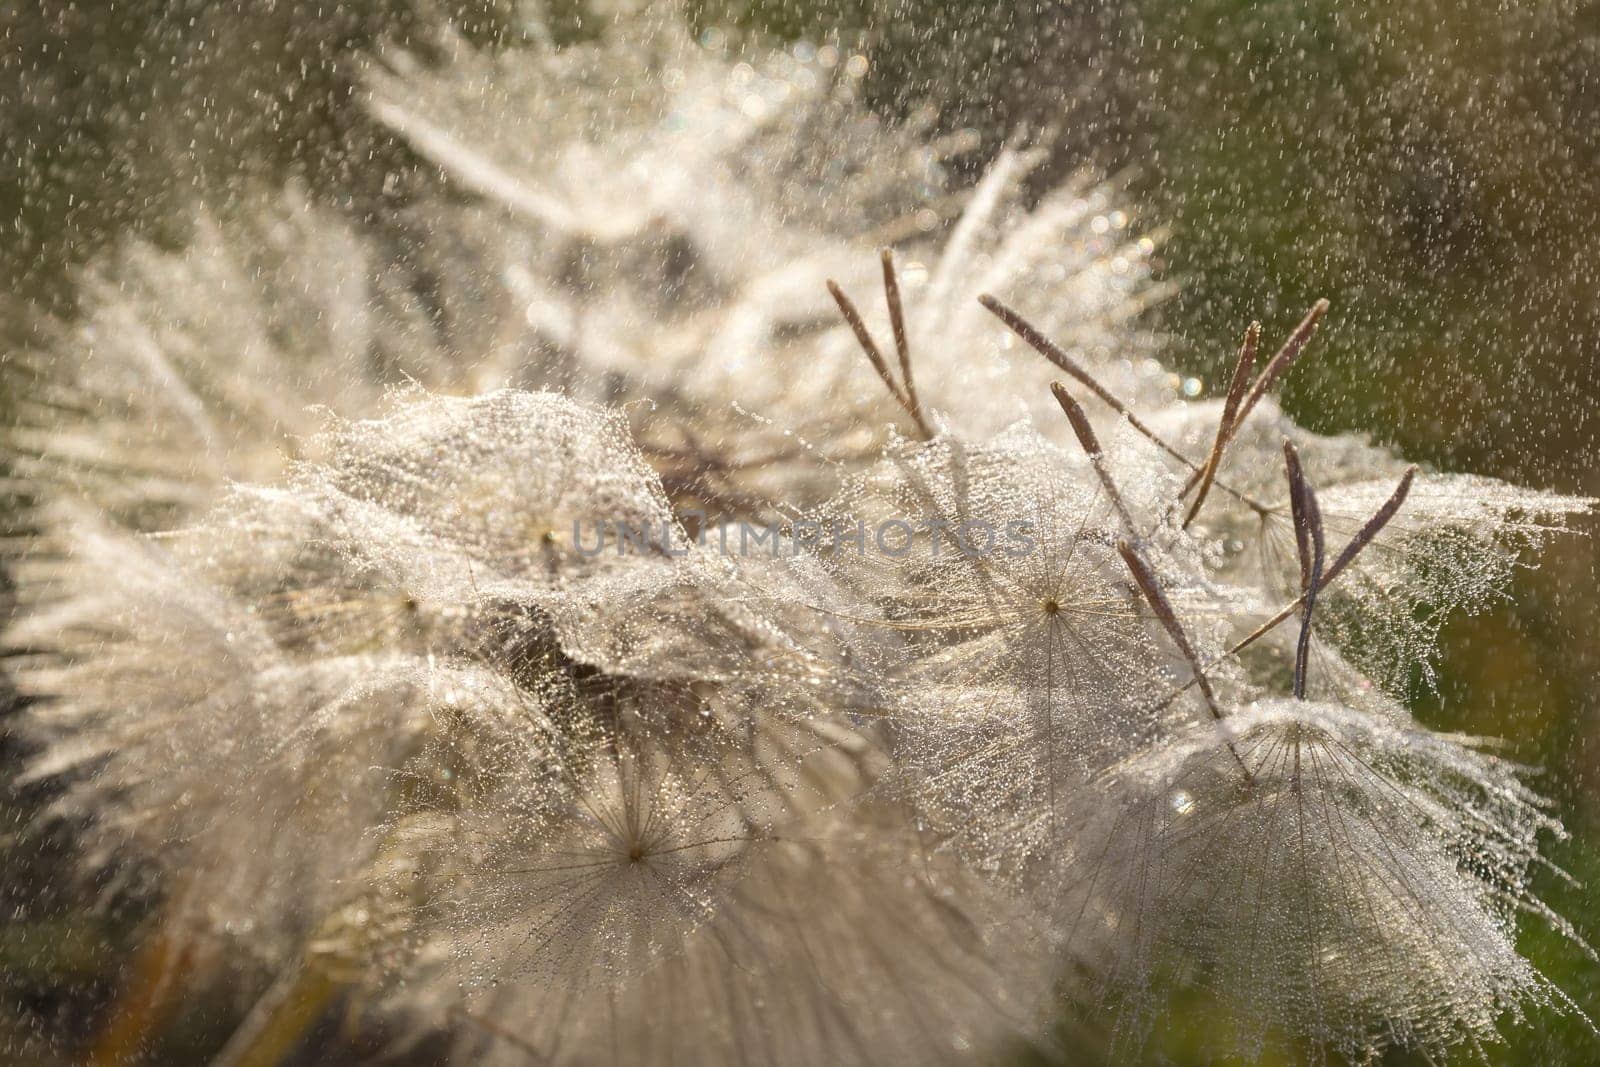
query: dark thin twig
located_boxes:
[982,293,1270,516]
[1051,382,1138,534]
[880,248,922,426]
[828,280,907,407]
[1236,299,1329,427]
[1151,464,1416,708]
[1176,300,1328,513]
[1324,466,1416,584]
[1118,541,1251,779]
[1182,321,1259,529]
[1283,441,1326,699]
[828,271,934,439]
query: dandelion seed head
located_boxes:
[0,4,1588,1063]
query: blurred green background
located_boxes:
[3,1,1598,1063]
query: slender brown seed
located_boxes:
[828,279,908,409]
[1052,382,1138,534]
[880,248,921,425]
[1283,440,1326,699]
[984,293,1270,516]
[1149,463,1415,709]
[1183,321,1260,528]
[1236,299,1329,426]
[1055,371,1248,776]
[1283,442,1314,596]
[1118,541,1252,778]
[829,273,933,439]
[1324,465,1416,585]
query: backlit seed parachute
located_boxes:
[398,659,1055,1066]
[9,388,829,911]
[288,390,871,696]
[785,425,1192,879]
[1021,374,1589,1061]
[424,820,1054,1067]
[397,667,845,988]
[290,388,686,597]
[7,500,535,972]
[1055,695,1580,1062]
[365,10,940,258]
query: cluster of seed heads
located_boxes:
[2,6,1592,1065]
